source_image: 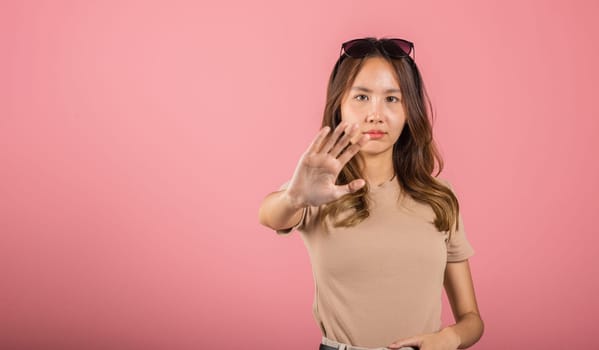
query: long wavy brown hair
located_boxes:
[318,44,461,241]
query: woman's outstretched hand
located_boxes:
[283,121,371,209]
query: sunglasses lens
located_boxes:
[343,39,375,58]
[384,39,412,57]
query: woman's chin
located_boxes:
[358,146,387,156]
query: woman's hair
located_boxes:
[318,45,461,241]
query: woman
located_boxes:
[258,37,484,350]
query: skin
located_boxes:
[339,56,407,187]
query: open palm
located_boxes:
[284,121,371,207]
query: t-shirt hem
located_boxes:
[447,249,475,262]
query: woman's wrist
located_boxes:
[439,326,461,348]
[282,188,306,211]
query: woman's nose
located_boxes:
[366,112,382,123]
[366,102,384,122]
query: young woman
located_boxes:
[258,37,484,350]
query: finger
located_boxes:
[347,179,365,192]
[329,123,357,158]
[336,133,370,165]
[388,336,420,349]
[306,126,331,155]
[319,120,349,154]
[335,179,364,197]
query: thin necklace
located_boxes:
[376,174,396,187]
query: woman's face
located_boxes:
[340,56,407,157]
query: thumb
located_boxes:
[347,179,365,193]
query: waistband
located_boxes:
[320,335,417,350]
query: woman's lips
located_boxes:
[365,132,386,139]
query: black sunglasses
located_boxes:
[342,37,414,59]
[332,37,415,78]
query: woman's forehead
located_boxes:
[351,57,401,91]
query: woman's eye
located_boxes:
[387,96,400,102]
[355,95,368,101]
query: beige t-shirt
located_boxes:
[274,177,474,348]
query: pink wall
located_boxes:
[1,0,598,349]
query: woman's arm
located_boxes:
[258,189,305,231]
[442,259,485,349]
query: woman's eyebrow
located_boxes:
[351,86,402,93]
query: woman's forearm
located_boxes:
[258,189,305,231]
[442,312,484,349]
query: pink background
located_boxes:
[1,0,598,349]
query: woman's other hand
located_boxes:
[387,327,461,350]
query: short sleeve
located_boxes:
[446,210,475,262]
[440,178,475,262]
[275,180,308,235]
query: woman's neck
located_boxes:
[359,151,395,186]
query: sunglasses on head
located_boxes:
[341,37,415,59]
[332,37,415,78]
